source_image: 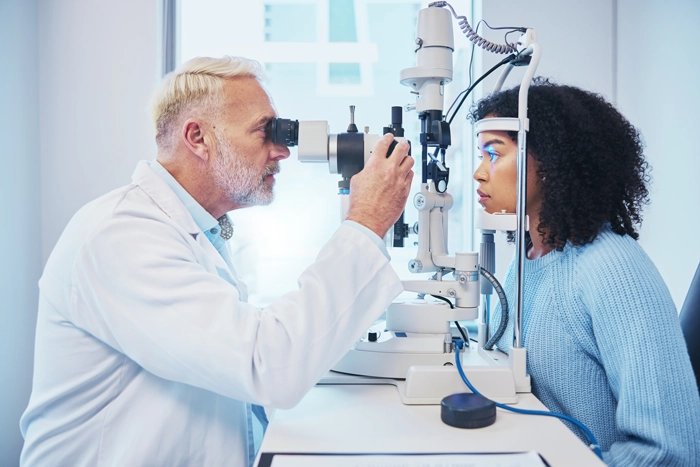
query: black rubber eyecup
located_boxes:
[441,393,497,429]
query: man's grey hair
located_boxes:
[149,56,266,148]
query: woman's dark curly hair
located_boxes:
[468,78,650,250]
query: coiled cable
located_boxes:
[429,1,519,54]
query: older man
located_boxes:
[20,56,413,466]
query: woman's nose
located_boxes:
[473,160,488,182]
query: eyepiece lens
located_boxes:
[270,118,299,147]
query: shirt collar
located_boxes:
[150,160,232,250]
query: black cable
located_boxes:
[504,29,522,47]
[430,294,454,308]
[478,19,527,32]
[444,18,524,121]
[447,53,515,125]
[429,294,469,346]
[454,321,469,344]
[444,20,484,119]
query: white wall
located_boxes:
[617,0,700,309]
[0,1,160,464]
[476,0,615,98]
[0,1,41,463]
[39,0,161,261]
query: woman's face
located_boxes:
[473,128,542,215]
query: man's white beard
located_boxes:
[212,131,279,207]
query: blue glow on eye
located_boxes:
[485,145,499,162]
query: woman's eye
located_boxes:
[488,151,499,162]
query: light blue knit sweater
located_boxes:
[492,226,700,466]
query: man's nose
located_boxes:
[272,143,290,161]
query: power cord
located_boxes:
[453,339,603,460]
[446,53,515,125]
[429,294,470,346]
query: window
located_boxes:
[180,0,474,305]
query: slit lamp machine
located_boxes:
[270,1,541,406]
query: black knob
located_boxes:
[368,331,378,342]
[347,105,358,132]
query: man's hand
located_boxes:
[346,133,414,238]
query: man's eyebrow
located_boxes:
[250,114,275,129]
[478,139,506,150]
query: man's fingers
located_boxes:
[386,140,410,164]
[370,133,396,161]
[399,151,415,171]
[404,169,415,184]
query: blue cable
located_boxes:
[453,340,603,460]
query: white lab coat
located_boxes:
[20,161,403,466]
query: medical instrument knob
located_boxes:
[347,105,358,133]
[409,259,423,273]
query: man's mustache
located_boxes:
[263,163,280,178]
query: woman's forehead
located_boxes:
[478,130,511,149]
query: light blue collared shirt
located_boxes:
[150,160,231,253]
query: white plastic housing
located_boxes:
[400,6,453,113]
[297,121,329,162]
[474,209,531,232]
[363,133,381,164]
[473,117,524,136]
[339,193,350,222]
[386,300,478,334]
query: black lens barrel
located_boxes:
[270,118,299,147]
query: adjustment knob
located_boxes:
[368,331,379,342]
[347,105,358,132]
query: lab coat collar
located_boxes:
[131,160,202,237]
[130,161,240,290]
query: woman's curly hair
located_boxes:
[468,78,650,250]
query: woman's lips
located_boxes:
[477,190,490,204]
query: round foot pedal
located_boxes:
[441,393,496,429]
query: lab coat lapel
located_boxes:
[218,242,249,302]
[130,161,245,294]
[193,232,244,293]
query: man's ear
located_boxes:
[181,118,211,162]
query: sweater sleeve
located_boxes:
[577,235,700,467]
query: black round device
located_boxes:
[269,118,299,147]
[441,393,497,429]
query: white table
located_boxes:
[255,381,606,466]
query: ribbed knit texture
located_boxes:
[492,226,700,466]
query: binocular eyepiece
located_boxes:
[268,108,410,247]
[270,118,300,147]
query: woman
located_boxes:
[470,79,700,466]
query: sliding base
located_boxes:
[330,342,526,404]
